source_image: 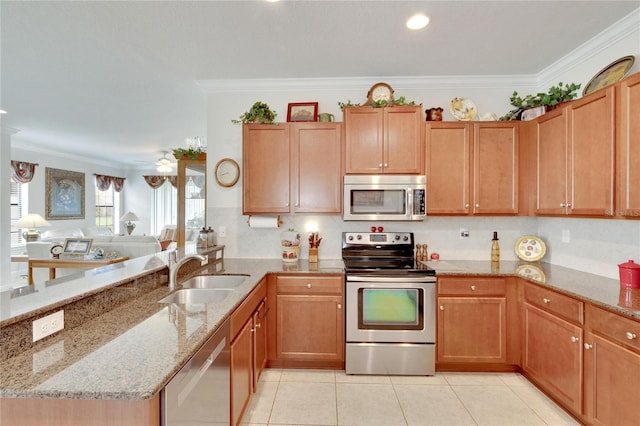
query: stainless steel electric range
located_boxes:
[342,231,436,375]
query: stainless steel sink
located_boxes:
[158,288,234,304]
[181,274,248,290]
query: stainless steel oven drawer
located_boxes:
[346,342,435,375]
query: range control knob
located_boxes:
[347,235,354,241]
[403,235,409,241]
[356,234,362,240]
[394,235,401,241]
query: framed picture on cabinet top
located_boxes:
[287,102,318,122]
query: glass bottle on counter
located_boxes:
[491,231,500,262]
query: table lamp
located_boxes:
[16,213,50,242]
[120,211,139,235]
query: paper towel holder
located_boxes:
[246,215,283,228]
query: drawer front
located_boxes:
[231,278,267,338]
[524,282,584,324]
[438,277,506,296]
[588,304,640,352]
[276,275,344,295]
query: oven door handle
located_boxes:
[347,275,436,283]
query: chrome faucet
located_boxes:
[169,253,207,291]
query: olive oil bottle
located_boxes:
[491,231,500,262]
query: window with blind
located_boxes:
[10,181,28,247]
[95,184,120,232]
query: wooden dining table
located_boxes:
[28,256,129,284]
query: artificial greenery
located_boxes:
[231,101,277,124]
[338,96,419,111]
[173,147,206,161]
[500,82,581,121]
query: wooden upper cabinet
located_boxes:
[426,122,471,214]
[290,123,342,213]
[473,123,518,214]
[345,106,423,174]
[569,87,615,216]
[616,72,640,217]
[536,87,615,216]
[426,122,518,215]
[243,124,290,214]
[242,122,342,214]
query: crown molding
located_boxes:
[537,7,640,87]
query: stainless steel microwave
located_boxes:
[343,175,426,221]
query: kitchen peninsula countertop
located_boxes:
[2,256,638,402]
[0,257,344,400]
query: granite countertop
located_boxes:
[0,257,345,400]
[1,256,638,402]
[424,259,640,319]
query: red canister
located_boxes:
[618,260,640,288]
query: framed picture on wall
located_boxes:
[46,167,85,220]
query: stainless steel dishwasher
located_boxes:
[161,318,230,425]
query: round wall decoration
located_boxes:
[214,158,240,188]
[583,55,635,96]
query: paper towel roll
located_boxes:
[247,215,281,228]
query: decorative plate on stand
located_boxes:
[449,97,478,121]
[514,235,546,262]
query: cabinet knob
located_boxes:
[295,203,299,207]
[560,203,566,207]
[337,303,342,309]
[475,204,480,208]
[571,336,579,343]
[566,203,572,207]
[379,163,383,168]
[286,202,289,207]
[470,285,476,291]
[255,322,261,329]
[584,343,593,350]
[464,203,469,208]
[384,163,388,167]
[439,305,444,310]
[307,283,312,289]
[543,298,551,304]
[626,332,637,340]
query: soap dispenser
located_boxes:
[491,232,500,262]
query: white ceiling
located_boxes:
[2,1,639,168]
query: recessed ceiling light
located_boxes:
[406,14,430,30]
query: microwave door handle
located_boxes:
[406,188,412,218]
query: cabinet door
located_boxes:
[523,304,582,415]
[473,123,518,214]
[536,108,568,215]
[437,297,506,363]
[242,124,290,214]
[276,294,344,362]
[231,319,253,426]
[616,72,640,217]
[253,300,267,388]
[569,87,615,216]
[584,333,640,426]
[290,123,342,212]
[344,107,383,173]
[426,122,471,214]
[384,106,423,174]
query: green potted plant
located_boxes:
[173,146,206,161]
[231,101,277,124]
[500,82,581,120]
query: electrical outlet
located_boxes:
[218,226,226,238]
[562,229,570,243]
[460,228,470,239]
[33,310,64,342]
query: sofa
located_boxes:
[26,226,163,283]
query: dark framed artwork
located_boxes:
[46,167,85,220]
[287,102,318,122]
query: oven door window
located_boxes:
[358,288,423,330]
[350,189,406,215]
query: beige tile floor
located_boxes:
[242,369,581,426]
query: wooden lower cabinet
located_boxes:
[437,277,508,366]
[583,304,640,425]
[267,274,344,369]
[523,303,583,416]
[230,278,267,426]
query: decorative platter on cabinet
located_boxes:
[514,235,546,262]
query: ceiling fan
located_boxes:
[155,151,176,173]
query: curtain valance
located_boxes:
[10,161,38,183]
[94,174,126,192]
